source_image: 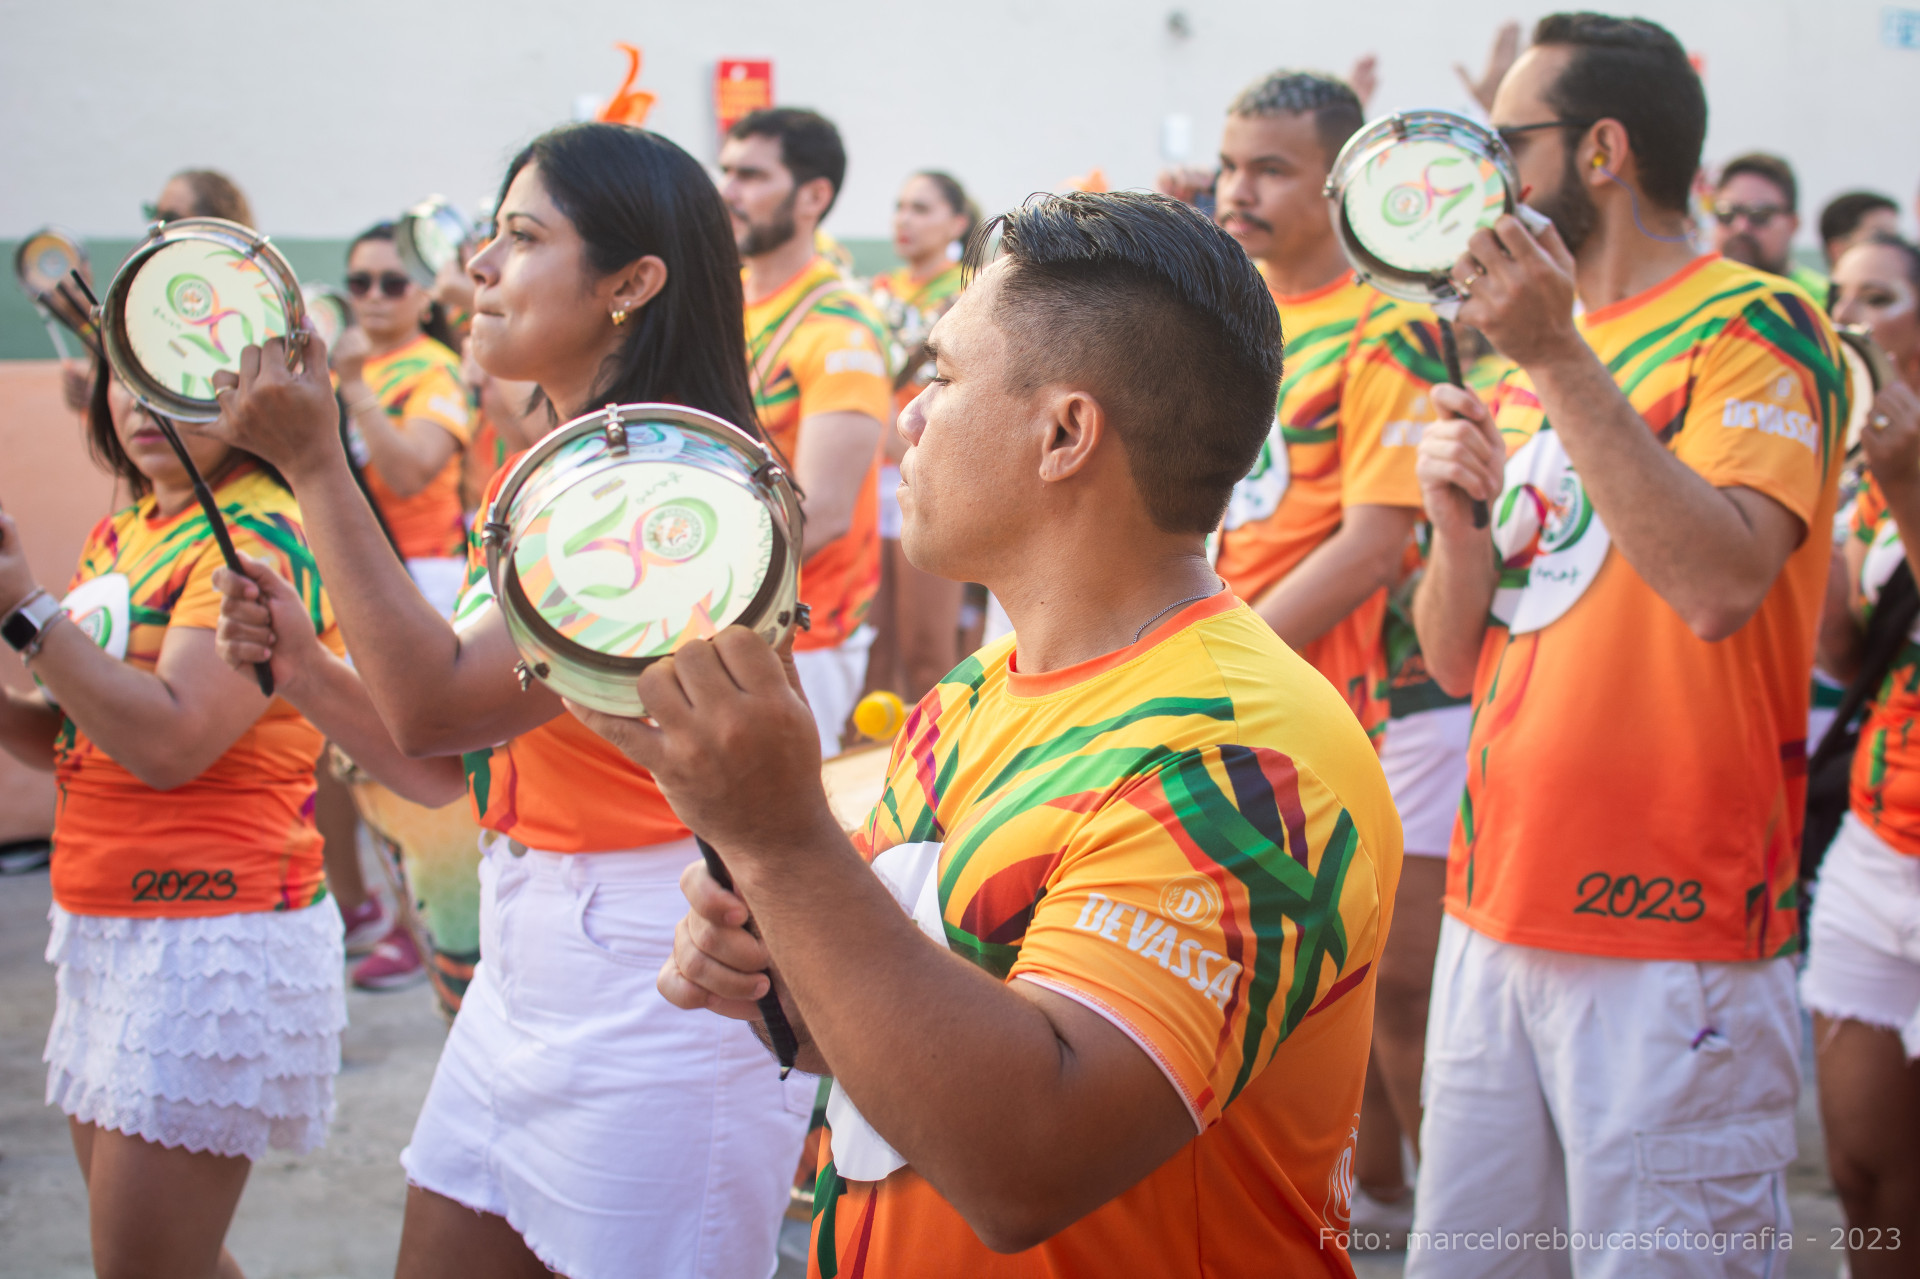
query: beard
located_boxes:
[737,190,800,258]
[1717,231,1787,276]
[1529,146,1600,256]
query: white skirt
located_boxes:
[44,898,347,1161]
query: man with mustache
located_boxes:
[1711,151,1831,306]
[1408,14,1845,1275]
[719,107,892,756]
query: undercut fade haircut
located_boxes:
[1532,12,1705,213]
[1228,70,1365,163]
[965,191,1283,535]
[727,108,848,217]
[1717,152,1799,212]
[1820,191,1899,249]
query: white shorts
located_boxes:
[877,464,903,541]
[1408,917,1799,1279]
[1380,704,1472,857]
[44,898,345,1161]
[401,836,813,1279]
[1801,812,1920,1058]
[405,556,466,619]
[793,625,876,759]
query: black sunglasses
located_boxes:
[1495,118,1597,148]
[140,201,182,226]
[346,272,413,299]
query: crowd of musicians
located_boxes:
[2,10,1918,1279]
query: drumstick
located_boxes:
[696,836,802,1078]
[1437,317,1490,529]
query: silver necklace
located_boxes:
[1131,582,1226,645]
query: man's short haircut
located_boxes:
[965,191,1284,535]
[1820,190,1898,248]
[1717,152,1799,212]
[726,107,847,217]
[1532,12,1705,213]
[1227,70,1365,163]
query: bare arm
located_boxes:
[202,337,563,757]
[1254,504,1418,649]
[1410,385,1507,696]
[339,384,462,499]
[795,410,884,559]
[1817,542,1863,686]
[0,686,63,771]
[1831,379,1920,684]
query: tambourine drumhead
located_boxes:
[303,284,354,350]
[1326,111,1518,306]
[14,226,89,296]
[396,197,470,290]
[485,403,804,716]
[1838,325,1896,454]
[101,217,304,423]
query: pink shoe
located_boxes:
[351,925,427,991]
[340,896,390,957]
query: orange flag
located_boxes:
[597,43,657,127]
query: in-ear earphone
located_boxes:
[1587,153,1692,244]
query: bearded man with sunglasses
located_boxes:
[1407,14,1846,1277]
[1712,151,1831,306]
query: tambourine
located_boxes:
[13,226,99,358]
[396,197,473,291]
[1838,325,1897,455]
[302,283,354,350]
[100,216,305,423]
[482,403,805,717]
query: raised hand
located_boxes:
[211,555,322,697]
[1455,20,1522,114]
[1861,380,1920,495]
[201,331,343,484]
[1418,383,1507,540]
[1452,214,1582,369]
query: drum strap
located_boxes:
[750,279,847,408]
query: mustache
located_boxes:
[1218,211,1273,234]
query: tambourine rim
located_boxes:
[395,197,469,290]
[13,224,89,294]
[485,403,804,687]
[100,217,307,424]
[1325,110,1520,306]
[1837,325,1893,396]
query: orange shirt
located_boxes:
[1847,478,1920,856]
[1452,256,1845,961]
[746,257,893,650]
[51,465,343,916]
[356,335,472,560]
[810,592,1401,1278]
[1215,273,1439,742]
[452,459,688,853]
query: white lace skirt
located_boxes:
[43,898,347,1161]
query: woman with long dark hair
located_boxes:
[196,123,811,1279]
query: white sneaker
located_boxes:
[1347,1185,1415,1252]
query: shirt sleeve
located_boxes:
[789,317,893,424]
[1339,313,1440,509]
[170,509,344,657]
[1670,308,1831,529]
[400,362,474,446]
[1008,745,1385,1130]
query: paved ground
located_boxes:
[0,866,1851,1278]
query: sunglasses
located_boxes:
[140,202,182,226]
[346,272,413,299]
[1494,118,1596,148]
[1712,202,1787,229]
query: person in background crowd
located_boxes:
[1409,15,1846,1276]
[720,107,892,756]
[1712,150,1831,305]
[1820,191,1903,273]
[325,221,474,991]
[0,365,345,1279]
[1807,232,1920,1279]
[866,171,977,704]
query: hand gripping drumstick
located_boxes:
[1436,318,1489,530]
[696,838,802,1078]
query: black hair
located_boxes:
[347,222,461,352]
[1227,70,1366,164]
[1716,152,1799,212]
[912,170,980,247]
[1852,231,1920,292]
[1820,191,1899,250]
[498,123,758,435]
[86,366,286,501]
[964,191,1283,535]
[727,108,848,218]
[1532,12,1705,213]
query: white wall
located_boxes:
[4,0,1917,247]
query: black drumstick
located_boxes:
[1438,317,1490,529]
[148,412,275,697]
[696,836,800,1078]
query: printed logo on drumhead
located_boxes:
[166,274,216,322]
[641,499,715,562]
[1159,875,1224,930]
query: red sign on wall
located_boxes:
[715,60,774,136]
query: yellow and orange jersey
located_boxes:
[1847,477,1920,857]
[1215,272,1441,742]
[52,463,343,916]
[448,460,689,853]
[872,262,966,412]
[357,334,472,560]
[811,591,1402,1278]
[746,257,893,649]
[1455,255,1846,961]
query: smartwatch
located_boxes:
[2,590,65,657]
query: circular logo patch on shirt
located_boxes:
[1160,875,1224,930]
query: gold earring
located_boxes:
[611,307,629,325]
